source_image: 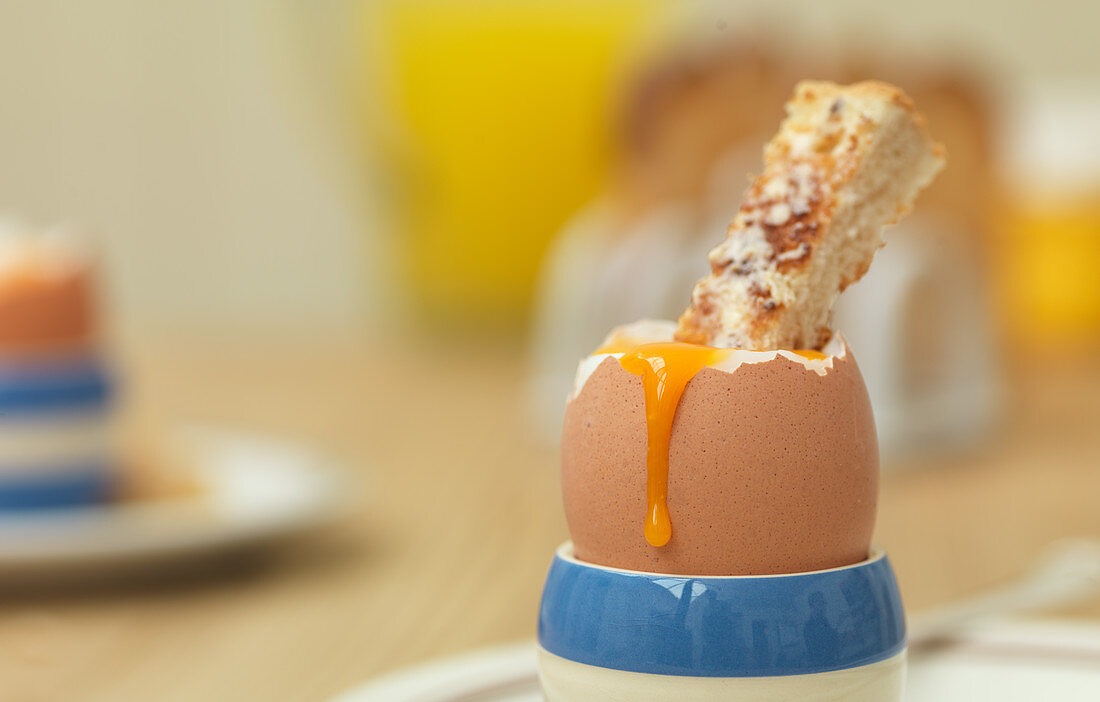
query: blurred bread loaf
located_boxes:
[675,80,945,350]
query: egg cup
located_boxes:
[538,542,906,702]
[0,356,116,509]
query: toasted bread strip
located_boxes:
[674,80,945,350]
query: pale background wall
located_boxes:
[0,0,1095,330]
[0,0,371,331]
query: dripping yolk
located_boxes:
[612,342,827,547]
[618,343,729,547]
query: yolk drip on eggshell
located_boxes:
[562,338,878,576]
[617,343,730,547]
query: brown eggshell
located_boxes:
[0,267,94,351]
[561,345,878,575]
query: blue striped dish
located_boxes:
[0,463,115,510]
[538,542,905,678]
[0,355,116,509]
[0,356,112,415]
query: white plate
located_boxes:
[334,619,1100,702]
[333,643,541,702]
[0,427,346,584]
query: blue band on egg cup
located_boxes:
[538,543,906,678]
[0,460,115,510]
[0,356,116,509]
[0,356,113,416]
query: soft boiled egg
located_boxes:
[0,230,94,351]
[561,320,877,576]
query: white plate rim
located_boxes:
[331,619,1100,702]
[0,425,348,577]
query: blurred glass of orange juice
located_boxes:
[359,0,662,331]
[996,86,1100,352]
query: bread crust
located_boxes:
[675,80,945,350]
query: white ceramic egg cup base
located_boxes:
[538,647,906,702]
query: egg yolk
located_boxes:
[605,342,826,547]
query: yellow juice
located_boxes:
[361,0,658,329]
[997,187,1100,350]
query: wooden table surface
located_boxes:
[3,328,1099,702]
